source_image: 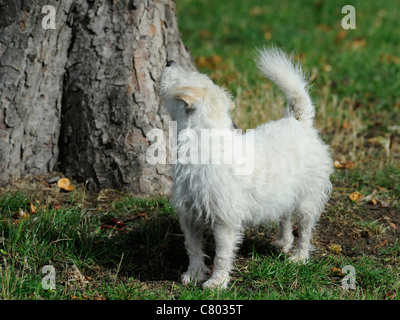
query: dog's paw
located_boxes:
[273,238,293,254]
[288,251,309,264]
[181,269,209,286]
[202,272,230,290]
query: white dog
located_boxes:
[160,48,333,289]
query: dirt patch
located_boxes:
[315,196,399,260]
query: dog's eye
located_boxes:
[184,104,196,116]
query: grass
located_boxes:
[1,0,400,300]
[0,191,399,300]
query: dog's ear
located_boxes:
[171,87,205,107]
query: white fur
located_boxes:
[160,48,333,289]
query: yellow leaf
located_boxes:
[329,267,345,276]
[30,202,36,214]
[349,191,362,202]
[334,160,355,169]
[370,199,378,205]
[57,178,75,191]
[17,208,30,220]
[349,37,367,50]
[249,6,264,16]
[329,244,342,254]
[334,160,344,168]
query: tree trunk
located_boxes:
[0,0,195,195]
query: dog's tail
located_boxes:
[256,47,315,126]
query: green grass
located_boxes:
[0,192,399,300]
[1,0,400,300]
[177,0,400,114]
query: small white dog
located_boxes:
[160,48,333,289]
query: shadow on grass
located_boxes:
[90,216,280,283]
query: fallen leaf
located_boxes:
[372,239,388,254]
[322,64,332,72]
[342,120,350,130]
[17,208,30,220]
[30,202,37,214]
[334,160,344,168]
[263,29,272,41]
[329,267,345,276]
[344,161,355,169]
[389,222,397,230]
[334,30,347,42]
[329,244,342,254]
[379,53,400,65]
[334,160,355,169]
[195,55,223,69]
[57,178,75,192]
[349,37,367,50]
[249,6,264,16]
[349,191,362,202]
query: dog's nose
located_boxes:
[166,60,175,67]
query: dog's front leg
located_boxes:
[180,215,209,286]
[203,222,239,289]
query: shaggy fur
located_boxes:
[160,48,333,289]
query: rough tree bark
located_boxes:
[0,0,195,194]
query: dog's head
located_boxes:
[160,60,235,130]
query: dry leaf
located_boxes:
[57,178,75,191]
[349,191,362,202]
[249,6,264,16]
[329,267,345,276]
[195,55,223,69]
[317,24,331,33]
[329,244,342,254]
[389,222,397,230]
[334,30,347,42]
[263,30,272,40]
[30,202,37,214]
[349,37,367,50]
[334,160,344,168]
[345,161,355,169]
[322,64,332,72]
[17,208,30,220]
[379,54,400,65]
[334,160,355,169]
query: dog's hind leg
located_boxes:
[274,212,294,253]
[203,222,241,289]
[290,198,321,263]
[180,215,209,286]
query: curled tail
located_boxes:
[256,47,315,126]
